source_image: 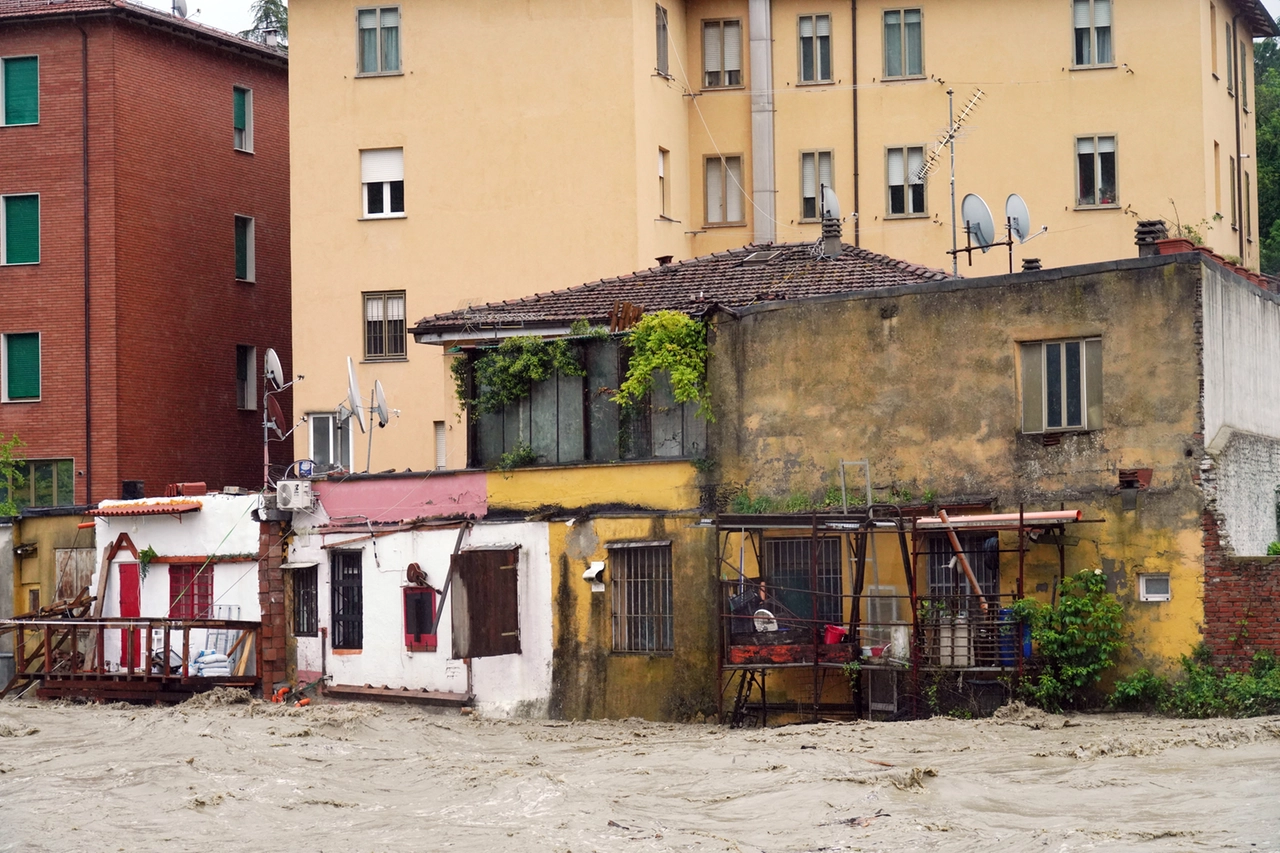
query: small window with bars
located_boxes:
[764,537,842,628]
[924,533,999,600]
[331,551,363,650]
[610,543,673,653]
[363,291,406,360]
[168,564,213,620]
[293,564,318,636]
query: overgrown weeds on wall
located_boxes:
[612,311,712,420]
[1111,648,1280,718]
[0,433,26,516]
[451,336,585,418]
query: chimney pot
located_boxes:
[1021,258,1042,272]
[656,255,672,266]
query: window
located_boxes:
[705,155,744,225]
[434,420,446,469]
[235,345,256,410]
[1,458,73,509]
[658,148,669,216]
[883,9,922,78]
[798,14,832,83]
[309,412,352,472]
[233,86,252,151]
[1020,338,1103,433]
[2,56,37,125]
[801,150,833,220]
[449,549,520,658]
[1242,40,1250,108]
[3,332,39,401]
[1230,155,1237,228]
[168,564,213,620]
[2,194,39,265]
[656,5,669,76]
[363,291,406,360]
[886,146,925,216]
[925,533,999,598]
[404,586,437,652]
[1246,171,1252,240]
[1072,0,1112,66]
[357,6,400,74]
[1075,135,1116,206]
[1214,141,1222,213]
[1210,4,1218,75]
[293,564,318,636]
[764,537,842,628]
[1139,573,1171,602]
[331,551,363,650]
[234,215,255,281]
[609,543,673,653]
[703,19,743,88]
[1226,22,1234,93]
[361,148,405,218]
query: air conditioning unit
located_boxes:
[276,480,313,511]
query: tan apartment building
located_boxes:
[290,0,1274,474]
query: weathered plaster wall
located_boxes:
[12,513,94,615]
[487,460,701,513]
[0,522,12,660]
[709,258,1209,671]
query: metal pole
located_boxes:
[948,88,958,277]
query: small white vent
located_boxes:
[276,480,314,511]
[743,250,781,264]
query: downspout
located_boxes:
[77,23,92,507]
[851,0,860,246]
[1232,14,1244,262]
[749,0,775,244]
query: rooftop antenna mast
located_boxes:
[262,348,303,487]
[919,88,984,276]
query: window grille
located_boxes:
[764,537,842,627]
[610,543,674,653]
[331,551,363,649]
[293,564,318,636]
[924,533,999,599]
[168,564,213,620]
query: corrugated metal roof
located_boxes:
[91,501,201,517]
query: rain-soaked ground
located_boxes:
[2,692,1278,852]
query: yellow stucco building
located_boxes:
[290,0,1274,474]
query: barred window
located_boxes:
[293,564,318,637]
[331,551,363,650]
[924,533,999,598]
[764,537,842,627]
[610,543,673,653]
[364,291,406,359]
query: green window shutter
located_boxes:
[1020,342,1043,433]
[233,87,246,131]
[234,217,248,279]
[3,57,38,125]
[4,195,39,264]
[6,333,40,399]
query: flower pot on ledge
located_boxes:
[1155,237,1194,255]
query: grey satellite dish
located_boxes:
[372,380,390,428]
[346,357,367,434]
[172,0,188,17]
[264,348,284,390]
[821,186,841,219]
[961,193,995,252]
[753,608,778,633]
[1005,194,1032,243]
[266,395,286,440]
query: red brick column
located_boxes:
[257,521,289,694]
[1202,510,1280,668]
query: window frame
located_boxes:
[763,536,843,629]
[1071,0,1114,68]
[800,149,834,221]
[658,147,670,217]
[234,214,255,281]
[701,18,744,89]
[1139,573,1171,602]
[361,148,406,219]
[356,6,402,76]
[797,13,833,84]
[882,8,924,79]
[233,85,253,152]
[403,585,438,652]
[1230,154,1238,229]
[2,331,40,403]
[656,4,670,77]
[1019,337,1103,434]
[293,564,319,637]
[168,563,213,620]
[1225,21,1234,94]
[609,542,674,654]
[331,551,364,650]
[1,458,73,510]
[704,153,746,226]
[309,412,353,472]
[235,344,257,411]
[362,290,407,361]
[1074,134,1118,208]
[1,192,40,265]
[1,55,39,126]
[885,145,926,218]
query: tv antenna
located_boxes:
[917,88,984,276]
[364,378,394,472]
[261,347,303,487]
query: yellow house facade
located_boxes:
[290,0,1274,474]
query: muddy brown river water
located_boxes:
[2,695,1278,852]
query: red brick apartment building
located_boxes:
[0,0,290,507]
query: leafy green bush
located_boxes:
[1010,569,1124,711]
[451,337,585,417]
[613,311,711,419]
[1110,667,1170,711]
[496,442,538,471]
[1111,649,1280,718]
[0,433,25,517]
[1267,541,1280,556]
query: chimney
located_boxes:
[1021,258,1042,272]
[264,28,280,47]
[1134,219,1168,257]
[655,255,672,266]
[821,214,842,259]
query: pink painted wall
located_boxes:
[313,472,487,523]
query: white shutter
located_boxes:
[799,15,814,38]
[657,150,665,178]
[1073,0,1091,28]
[816,14,831,37]
[434,421,447,469]
[361,148,404,183]
[887,148,905,186]
[386,294,405,321]
[703,23,721,74]
[802,153,816,199]
[819,152,833,192]
[1093,0,1110,27]
[907,147,923,184]
[724,20,742,72]
[706,159,724,222]
[1076,137,1095,155]
[365,296,383,322]
[1096,135,1115,154]
[726,157,743,222]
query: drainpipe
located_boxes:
[851,0,860,247]
[1232,14,1244,263]
[76,23,92,508]
[749,0,775,244]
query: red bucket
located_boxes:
[823,624,848,645]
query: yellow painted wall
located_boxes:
[486,458,702,513]
[10,514,94,616]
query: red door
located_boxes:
[118,562,141,669]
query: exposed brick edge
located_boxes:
[1201,510,1280,668]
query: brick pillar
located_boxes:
[257,521,289,695]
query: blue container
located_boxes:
[998,608,1032,666]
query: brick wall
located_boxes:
[256,520,288,693]
[1201,509,1280,667]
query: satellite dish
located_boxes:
[752,608,778,633]
[346,357,367,434]
[372,380,390,428]
[172,0,188,17]
[266,395,285,440]
[961,193,995,252]
[264,348,284,390]
[1005,194,1032,243]
[821,186,841,219]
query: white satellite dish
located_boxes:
[961,193,996,253]
[1005,194,1032,243]
[753,608,778,633]
[264,348,284,390]
[172,0,188,17]
[821,185,841,220]
[372,380,390,428]
[346,357,367,434]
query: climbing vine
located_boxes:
[612,311,712,419]
[0,433,25,516]
[451,336,585,417]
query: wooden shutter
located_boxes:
[6,333,39,399]
[1020,342,1043,433]
[450,549,520,659]
[4,194,39,264]
[3,57,38,125]
[404,587,437,651]
[234,217,249,279]
[233,87,246,131]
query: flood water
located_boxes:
[2,694,1278,852]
